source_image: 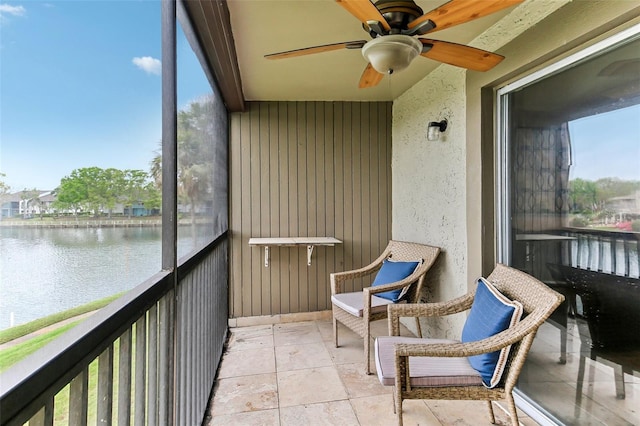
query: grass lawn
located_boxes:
[0,321,81,373]
[0,293,123,345]
[0,292,128,422]
[0,298,138,424]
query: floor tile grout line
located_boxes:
[332,320,377,426]
[272,326,284,426]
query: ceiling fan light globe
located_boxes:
[362,35,422,74]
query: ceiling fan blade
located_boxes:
[265,40,367,60]
[359,63,384,88]
[336,0,391,32]
[420,39,504,71]
[408,0,523,33]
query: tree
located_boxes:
[144,181,161,213]
[178,98,216,222]
[54,167,159,217]
[54,170,89,216]
[569,178,597,214]
[100,168,124,218]
[0,173,11,209]
[149,148,162,190]
[150,96,216,222]
[595,178,640,204]
[121,169,151,218]
[77,167,103,216]
[0,173,10,197]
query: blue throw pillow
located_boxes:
[461,278,523,388]
[371,259,420,302]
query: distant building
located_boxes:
[605,190,640,221]
[17,190,55,217]
[0,192,23,218]
[1,190,160,218]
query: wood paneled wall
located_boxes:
[230,101,393,318]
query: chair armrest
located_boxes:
[330,262,383,295]
[394,314,540,358]
[387,293,475,335]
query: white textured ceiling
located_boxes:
[227,0,519,101]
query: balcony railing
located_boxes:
[0,232,229,425]
[515,228,639,283]
[567,228,639,278]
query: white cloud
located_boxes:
[0,4,26,22]
[0,4,25,16]
[132,56,161,75]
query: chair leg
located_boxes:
[333,317,339,348]
[505,393,519,426]
[613,363,626,399]
[395,388,403,426]
[559,327,567,364]
[364,319,373,374]
[486,400,495,424]
[575,352,586,419]
[364,331,371,375]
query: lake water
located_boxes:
[0,225,210,330]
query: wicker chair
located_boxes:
[374,264,564,426]
[330,240,441,374]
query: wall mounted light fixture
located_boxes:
[427,119,448,141]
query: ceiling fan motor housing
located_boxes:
[364,0,435,37]
[375,0,423,32]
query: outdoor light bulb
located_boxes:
[427,125,440,141]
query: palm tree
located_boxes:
[151,96,217,223]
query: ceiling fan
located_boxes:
[265,0,523,88]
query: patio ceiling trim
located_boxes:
[181,0,246,112]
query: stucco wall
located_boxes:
[392,67,467,337]
[392,0,640,338]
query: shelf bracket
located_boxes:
[307,245,314,266]
[264,246,270,267]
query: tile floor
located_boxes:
[204,319,537,425]
[517,317,639,425]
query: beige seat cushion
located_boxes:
[375,336,483,387]
[331,291,396,317]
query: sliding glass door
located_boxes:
[497,27,640,425]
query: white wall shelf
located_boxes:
[248,237,343,267]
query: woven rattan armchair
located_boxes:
[330,240,440,374]
[375,264,564,426]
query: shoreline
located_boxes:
[0,311,97,351]
[0,218,213,228]
[0,219,162,228]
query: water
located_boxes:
[0,225,211,330]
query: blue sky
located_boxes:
[0,0,210,191]
[568,104,640,181]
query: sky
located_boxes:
[0,0,211,191]
[568,104,640,182]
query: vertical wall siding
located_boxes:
[230,101,393,318]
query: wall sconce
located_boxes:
[427,119,448,141]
